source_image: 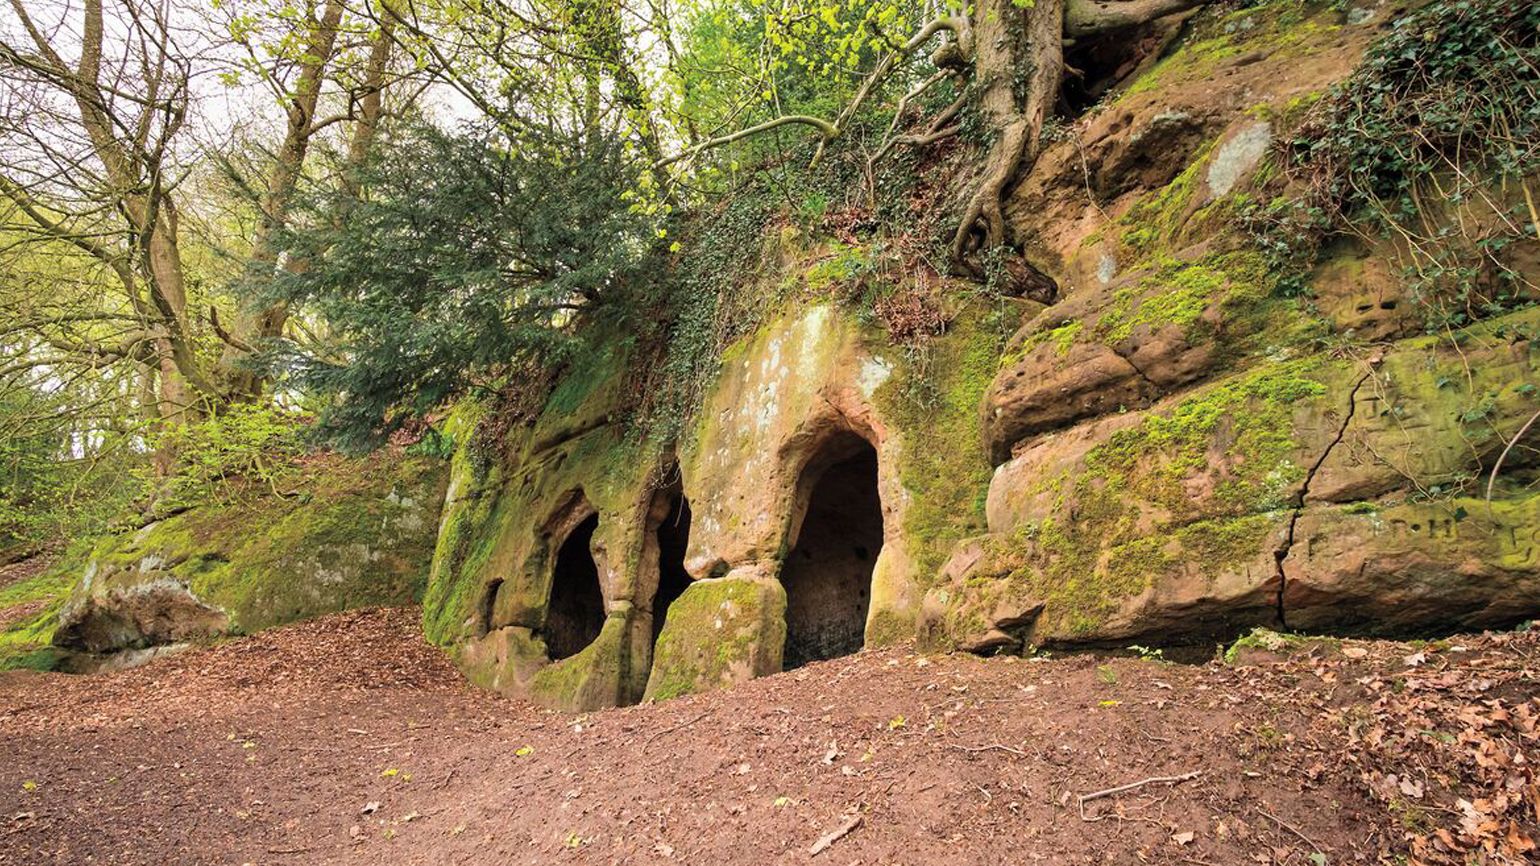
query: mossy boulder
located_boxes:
[943,306,1540,647]
[643,574,786,702]
[53,451,447,654]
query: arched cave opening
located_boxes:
[652,490,693,644]
[543,513,605,661]
[780,433,882,670]
[1062,22,1169,116]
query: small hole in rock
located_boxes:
[479,578,504,637]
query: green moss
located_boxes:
[422,330,666,649]
[978,512,1270,639]
[423,474,509,645]
[529,615,626,710]
[875,307,1004,588]
[1224,626,1339,664]
[1123,36,1246,99]
[1098,261,1226,343]
[865,607,914,648]
[803,241,874,292]
[0,562,75,609]
[1087,358,1327,516]
[1121,2,1343,101]
[0,545,89,669]
[647,577,784,701]
[966,356,1332,638]
[1118,141,1216,259]
[999,321,1083,370]
[0,646,70,672]
[541,340,627,422]
[60,451,446,649]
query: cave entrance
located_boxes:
[780,433,882,669]
[651,489,693,643]
[1062,19,1175,116]
[544,513,604,660]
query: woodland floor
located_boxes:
[0,601,1536,865]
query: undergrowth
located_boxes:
[1247,0,1540,325]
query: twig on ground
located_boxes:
[949,742,1029,756]
[643,711,710,746]
[1077,770,1202,821]
[809,812,863,856]
[1260,809,1326,854]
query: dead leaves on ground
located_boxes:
[1328,632,1540,863]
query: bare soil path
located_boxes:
[0,607,1533,865]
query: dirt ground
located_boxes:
[0,605,1535,866]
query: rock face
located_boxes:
[925,0,1540,652]
[428,302,999,710]
[427,0,1540,707]
[54,452,447,655]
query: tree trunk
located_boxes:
[70,0,211,415]
[339,15,394,204]
[222,0,346,399]
[951,0,1064,278]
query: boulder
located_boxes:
[644,574,786,701]
[984,342,1154,464]
[54,452,446,654]
[1283,496,1540,634]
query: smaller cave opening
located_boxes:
[478,578,504,637]
[652,491,693,643]
[1062,23,1169,116]
[543,513,605,661]
[780,433,883,670]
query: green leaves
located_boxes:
[255,119,652,451]
[1265,0,1540,328]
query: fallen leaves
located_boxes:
[1330,631,1540,864]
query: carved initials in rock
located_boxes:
[1387,518,1457,540]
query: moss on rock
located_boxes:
[643,576,786,702]
[875,307,1004,588]
[0,552,80,670]
[529,614,632,711]
[53,450,447,654]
